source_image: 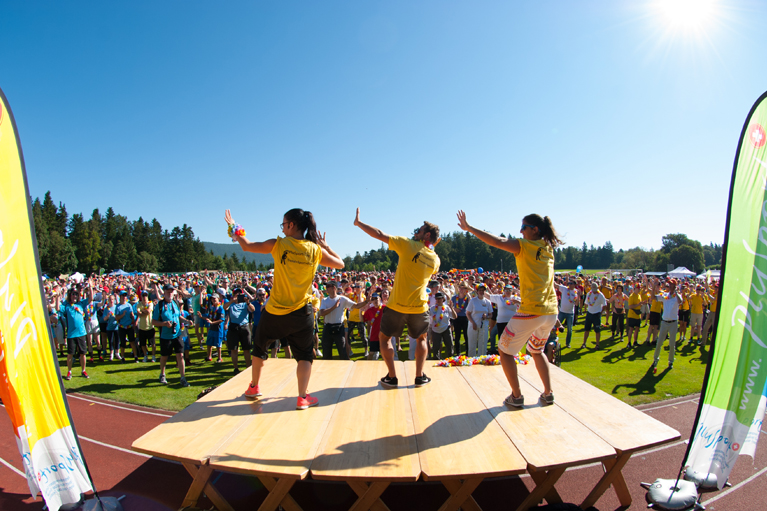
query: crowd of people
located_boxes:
[45,208,719,409]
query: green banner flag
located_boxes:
[685,91,767,488]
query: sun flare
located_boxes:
[657,0,718,32]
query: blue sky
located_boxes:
[3,1,765,258]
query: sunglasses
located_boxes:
[521,223,535,231]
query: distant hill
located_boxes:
[202,242,274,266]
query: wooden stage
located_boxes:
[132,359,680,511]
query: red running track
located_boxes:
[1,393,765,511]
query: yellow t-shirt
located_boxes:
[708,291,718,312]
[387,236,440,314]
[266,236,322,315]
[138,301,154,330]
[690,294,704,314]
[650,296,663,313]
[627,292,642,319]
[600,285,613,299]
[680,293,690,311]
[515,239,558,315]
[348,291,363,322]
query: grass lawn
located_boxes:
[57,318,708,411]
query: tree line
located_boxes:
[31,192,273,275]
[343,231,722,274]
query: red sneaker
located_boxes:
[296,394,319,410]
[82,371,90,379]
[64,371,72,381]
[244,383,262,399]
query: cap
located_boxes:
[435,292,445,299]
[326,281,337,287]
[163,284,176,291]
[371,293,380,298]
[141,290,149,296]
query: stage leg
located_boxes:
[181,462,212,509]
[182,462,235,511]
[258,476,303,511]
[347,481,391,511]
[530,469,563,504]
[348,481,390,511]
[515,467,565,511]
[580,452,631,509]
[257,476,299,511]
[437,477,483,511]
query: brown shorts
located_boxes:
[380,308,429,339]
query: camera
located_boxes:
[558,326,565,333]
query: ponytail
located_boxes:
[523,214,563,248]
[284,208,320,244]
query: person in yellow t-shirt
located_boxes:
[354,208,440,388]
[626,287,643,348]
[645,279,663,345]
[600,278,613,327]
[688,286,705,343]
[701,283,719,345]
[677,283,691,342]
[226,208,345,411]
[457,210,560,409]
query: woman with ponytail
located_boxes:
[224,208,344,410]
[456,211,561,408]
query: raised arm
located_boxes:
[354,208,390,244]
[317,232,345,269]
[225,209,277,254]
[456,210,520,254]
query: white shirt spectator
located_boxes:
[429,304,455,333]
[320,296,355,324]
[558,285,578,314]
[467,296,493,324]
[486,293,519,323]
[657,293,681,321]
[585,291,607,314]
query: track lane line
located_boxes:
[701,465,767,505]
[66,395,174,417]
[0,455,25,477]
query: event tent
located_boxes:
[667,266,696,278]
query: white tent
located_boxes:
[697,270,721,280]
[667,266,696,278]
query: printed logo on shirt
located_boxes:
[281,250,313,266]
[536,247,542,261]
[412,253,421,264]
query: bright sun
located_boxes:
[658,0,718,32]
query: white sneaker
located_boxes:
[110,353,114,361]
[152,356,156,362]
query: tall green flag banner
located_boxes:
[685,91,767,488]
[0,89,94,507]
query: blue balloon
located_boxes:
[477,267,484,274]
[576,265,583,273]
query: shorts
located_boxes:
[369,340,381,352]
[227,323,252,352]
[649,311,661,327]
[251,302,314,362]
[196,315,205,327]
[160,336,184,357]
[679,310,690,323]
[627,317,641,328]
[138,328,156,347]
[55,324,64,343]
[183,337,192,351]
[640,304,649,315]
[118,326,135,347]
[380,308,429,339]
[584,312,602,332]
[66,336,88,356]
[690,313,704,329]
[207,330,222,348]
[498,313,557,355]
[85,319,100,335]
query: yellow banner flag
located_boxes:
[0,89,93,508]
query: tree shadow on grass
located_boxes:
[611,365,672,397]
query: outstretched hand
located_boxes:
[225,209,234,225]
[317,231,329,249]
[456,210,470,231]
[354,207,361,227]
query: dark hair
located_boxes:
[522,214,563,248]
[284,208,320,244]
[422,221,440,243]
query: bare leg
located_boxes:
[378,331,397,378]
[176,352,186,378]
[296,360,312,397]
[250,357,264,386]
[532,352,551,395]
[500,351,521,398]
[414,333,429,377]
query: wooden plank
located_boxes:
[441,480,482,511]
[405,361,527,480]
[259,476,303,511]
[517,363,680,453]
[311,361,420,482]
[580,452,633,509]
[515,467,565,511]
[348,481,391,511]
[181,462,212,508]
[208,360,354,479]
[132,359,298,463]
[257,477,295,511]
[458,365,615,471]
